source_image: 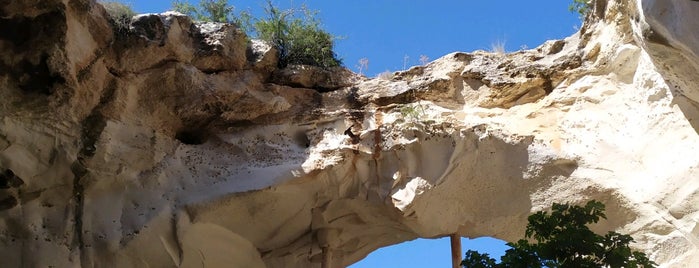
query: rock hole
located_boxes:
[176,129,209,145]
[19,53,64,95]
[0,11,64,48]
[80,112,107,157]
[0,196,18,211]
[293,131,310,148]
[0,12,66,95]
[0,169,24,189]
[0,17,33,46]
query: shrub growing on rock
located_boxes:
[254,1,341,68]
[171,0,341,69]
[462,200,656,268]
[101,1,136,33]
[569,0,592,18]
[172,0,251,31]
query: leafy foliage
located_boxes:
[101,1,136,33]
[462,251,498,268]
[172,0,251,31]
[171,0,341,69]
[569,0,591,17]
[462,200,656,268]
[254,1,341,68]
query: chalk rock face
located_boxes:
[0,0,698,267]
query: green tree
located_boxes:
[462,200,656,268]
[254,1,341,68]
[171,0,341,69]
[569,0,591,17]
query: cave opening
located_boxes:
[175,129,209,145]
[349,237,509,267]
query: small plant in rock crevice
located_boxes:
[400,105,422,122]
[399,99,428,124]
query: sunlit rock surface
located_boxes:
[0,0,698,267]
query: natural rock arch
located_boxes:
[0,0,698,267]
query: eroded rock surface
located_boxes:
[0,0,698,267]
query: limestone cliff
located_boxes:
[0,0,698,267]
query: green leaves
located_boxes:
[462,250,498,268]
[462,200,656,268]
[569,0,591,18]
[171,0,341,69]
[254,1,341,68]
[173,0,236,23]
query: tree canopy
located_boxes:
[462,200,656,268]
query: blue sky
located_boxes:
[120,0,581,266]
[127,0,581,77]
[352,237,512,267]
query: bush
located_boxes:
[462,200,656,268]
[569,0,591,17]
[101,1,136,33]
[254,1,341,68]
[172,0,251,31]
[171,0,341,69]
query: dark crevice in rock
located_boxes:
[0,53,64,95]
[19,53,64,95]
[76,50,105,82]
[593,0,608,19]
[0,16,34,46]
[345,86,365,131]
[78,79,115,156]
[542,75,555,95]
[293,131,311,148]
[201,69,224,75]
[0,169,24,189]
[175,129,209,145]
[79,112,107,157]
[0,196,18,211]
[0,10,67,95]
[370,88,419,107]
[344,127,360,145]
[0,11,65,48]
[548,40,566,55]
[343,86,366,152]
[106,67,123,78]
[271,66,358,93]
[68,78,118,264]
[69,161,87,261]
